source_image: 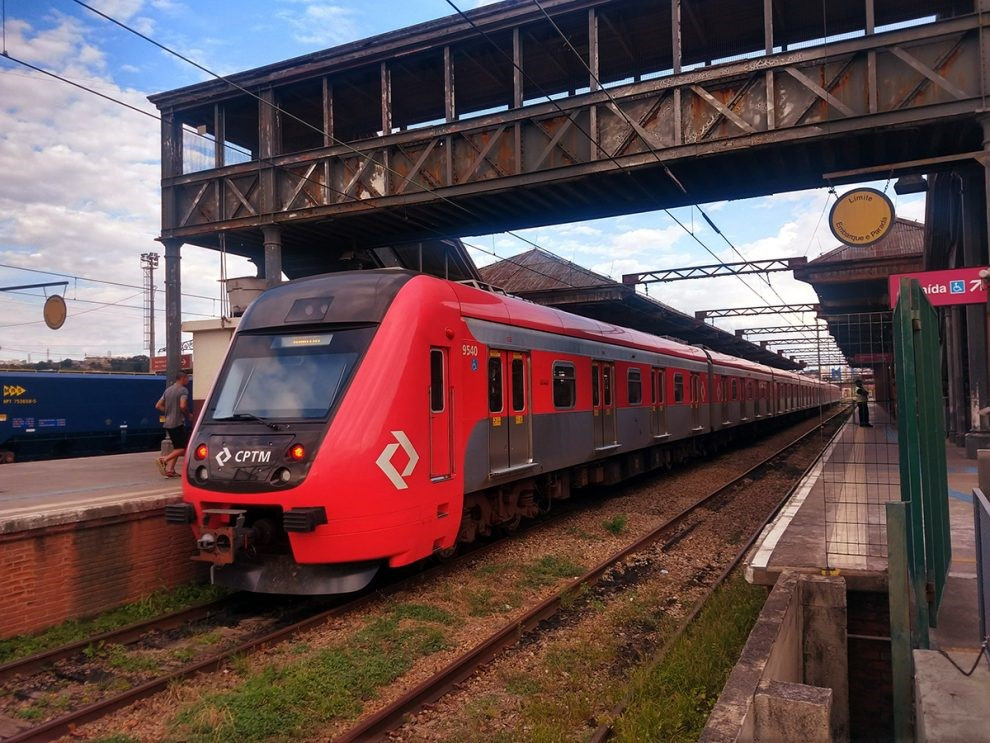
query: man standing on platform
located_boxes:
[155,372,192,477]
[855,378,872,427]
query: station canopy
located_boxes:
[479,249,802,370]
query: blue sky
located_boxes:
[0,0,926,362]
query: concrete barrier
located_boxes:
[701,572,849,743]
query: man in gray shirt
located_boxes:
[155,372,192,477]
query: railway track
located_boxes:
[0,409,844,742]
[334,406,849,742]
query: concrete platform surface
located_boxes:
[914,649,990,743]
[0,451,181,533]
[748,405,895,590]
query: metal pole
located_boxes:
[163,239,182,383]
[886,500,914,743]
[262,225,282,288]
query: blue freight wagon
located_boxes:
[0,371,169,463]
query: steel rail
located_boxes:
[0,596,241,685]
[5,408,844,743]
[333,405,850,742]
[4,558,471,743]
[587,406,850,742]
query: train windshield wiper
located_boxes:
[214,413,282,431]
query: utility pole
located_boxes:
[141,252,159,372]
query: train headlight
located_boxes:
[194,443,208,460]
[289,444,305,461]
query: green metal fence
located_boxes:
[889,278,953,740]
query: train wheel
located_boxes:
[498,513,522,535]
[0,451,13,464]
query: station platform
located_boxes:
[748,404,897,590]
[744,403,989,740]
[0,451,199,639]
[0,451,180,534]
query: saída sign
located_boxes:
[888,267,988,309]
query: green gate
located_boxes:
[889,277,952,740]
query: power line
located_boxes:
[526,0,817,333]
[0,261,218,302]
[1,38,575,293]
[443,0,809,331]
[68,0,565,273]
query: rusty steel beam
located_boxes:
[622,256,806,285]
[736,324,826,336]
[154,12,987,245]
[695,303,819,320]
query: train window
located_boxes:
[731,378,738,400]
[628,368,642,405]
[488,357,503,413]
[208,326,375,421]
[592,364,600,407]
[656,369,665,404]
[430,349,445,413]
[673,373,684,403]
[603,365,613,406]
[553,362,576,408]
[746,380,754,400]
[511,357,525,412]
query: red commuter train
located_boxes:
[166,270,839,593]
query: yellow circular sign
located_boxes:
[829,188,895,247]
[43,294,67,330]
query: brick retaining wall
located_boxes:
[0,499,205,639]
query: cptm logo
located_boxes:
[3,385,27,397]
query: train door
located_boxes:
[488,351,509,472]
[592,361,617,448]
[508,352,532,467]
[651,367,667,437]
[690,373,703,431]
[488,350,532,472]
[429,348,452,479]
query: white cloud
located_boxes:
[276,2,360,48]
[0,11,251,361]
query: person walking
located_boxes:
[155,372,192,477]
[854,378,872,427]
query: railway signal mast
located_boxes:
[141,252,159,372]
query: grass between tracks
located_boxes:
[166,603,456,742]
[610,570,768,742]
[0,583,225,665]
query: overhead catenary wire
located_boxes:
[67,0,803,314]
[528,0,797,303]
[444,0,813,340]
[67,0,567,271]
[0,49,576,294]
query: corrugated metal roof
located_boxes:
[811,217,924,264]
[479,249,803,369]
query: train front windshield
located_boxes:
[207,328,375,421]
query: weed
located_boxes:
[603,514,628,535]
[17,706,45,721]
[391,603,456,625]
[611,571,767,742]
[0,583,225,665]
[171,647,196,663]
[92,735,141,743]
[502,670,542,696]
[105,644,161,673]
[464,588,497,617]
[519,555,584,589]
[169,607,450,742]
